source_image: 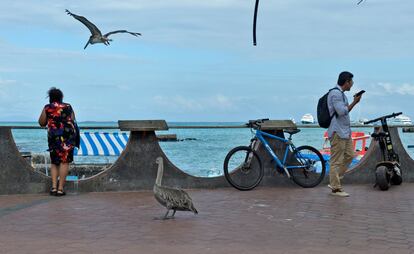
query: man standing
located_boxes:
[327,71,363,197]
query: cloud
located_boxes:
[0,78,17,98]
[153,95,203,111]
[98,0,248,10]
[0,43,137,61]
[378,83,414,96]
[0,0,412,57]
[1,0,414,122]
[153,94,239,112]
[0,78,16,86]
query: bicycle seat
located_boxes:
[371,132,386,138]
[284,129,301,135]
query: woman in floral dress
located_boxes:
[38,87,78,196]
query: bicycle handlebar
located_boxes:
[363,112,402,125]
[246,118,269,129]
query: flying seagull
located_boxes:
[65,9,141,49]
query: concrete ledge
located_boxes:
[261,120,296,130]
[118,120,168,131]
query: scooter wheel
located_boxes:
[391,174,402,185]
[376,166,390,191]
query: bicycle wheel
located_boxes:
[289,145,326,188]
[223,146,263,191]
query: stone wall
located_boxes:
[1,123,413,194]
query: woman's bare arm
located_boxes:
[38,108,47,127]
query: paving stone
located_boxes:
[1,184,414,253]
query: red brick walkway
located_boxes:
[1,184,414,254]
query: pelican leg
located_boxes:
[153,209,171,220]
[163,209,171,220]
[83,40,90,50]
[171,209,176,218]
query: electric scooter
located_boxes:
[364,112,403,191]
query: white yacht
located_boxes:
[355,118,368,125]
[300,113,315,124]
[389,115,412,125]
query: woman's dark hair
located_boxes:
[48,87,63,103]
[337,71,354,86]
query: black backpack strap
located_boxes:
[328,87,341,119]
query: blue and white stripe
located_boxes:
[74,132,129,156]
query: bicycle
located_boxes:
[223,119,326,190]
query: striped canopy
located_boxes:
[74,132,129,156]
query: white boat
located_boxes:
[389,115,412,125]
[350,118,368,125]
[300,114,315,124]
[358,118,369,125]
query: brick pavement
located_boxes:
[1,184,414,254]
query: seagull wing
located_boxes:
[357,0,364,4]
[65,9,102,36]
[104,30,141,38]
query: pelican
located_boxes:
[65,9,141,49]
[153,157,198,219]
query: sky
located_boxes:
[0,0,413,122]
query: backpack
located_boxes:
[317,88,339,128]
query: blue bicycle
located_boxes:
[223,119,326,190]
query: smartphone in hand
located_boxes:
[354,90,365,97]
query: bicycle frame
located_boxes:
[254,129,305,178]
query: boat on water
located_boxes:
[388,114,412,125]
[300,113,315,124]
[351,118,368,126]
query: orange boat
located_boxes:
[320,131,370,166]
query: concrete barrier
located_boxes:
[1,121,414,195]
[69,120,228,192]
[0,127,50,194]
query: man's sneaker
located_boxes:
[330,190,350,197]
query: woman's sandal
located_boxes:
[56,190,66,197]
[50,188,58,196]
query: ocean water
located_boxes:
[3,122,414,177]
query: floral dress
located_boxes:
[44,102,76,165]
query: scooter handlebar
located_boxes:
[364,112,402,125]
